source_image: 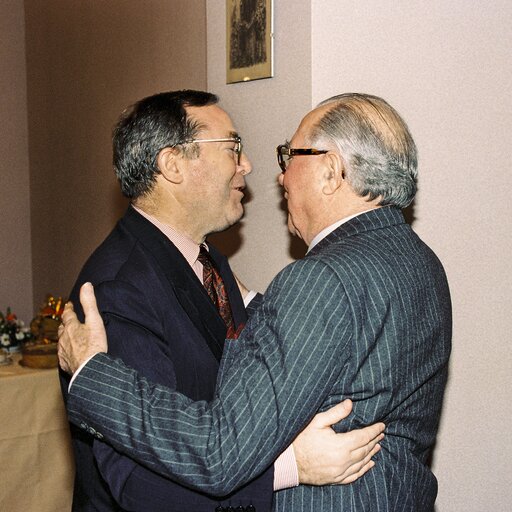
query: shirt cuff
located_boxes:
[243,290,257,308]
[273,443,299,491]
[68,353,101,391]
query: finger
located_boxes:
[339,460,376,485]
[339,445,381,483]
[312,399,353,427]
[57,342,69,373]
[362,422,386,441]
[353,440,381,464]
[80,282,102,328]
[349,432,384,462]
[337,441,382,484]
[61,301,75,324]
[350,422,385,449]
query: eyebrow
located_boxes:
[229,131,240,139]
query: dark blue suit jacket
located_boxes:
[59,206,273,511]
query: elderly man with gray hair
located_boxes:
[59,93,451,511]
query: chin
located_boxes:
[287,216,298,237]
[212,207,244,234]
[231,204,245,223]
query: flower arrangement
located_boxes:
[0,308,33,352]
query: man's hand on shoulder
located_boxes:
[293,400,385,485]
[58,282,108,374]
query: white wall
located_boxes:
[312,2,512,510]
[207,0,313,288]
[210,1,512,510]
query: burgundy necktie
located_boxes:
[197,246,238,339]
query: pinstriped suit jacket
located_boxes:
[68,206,452,511]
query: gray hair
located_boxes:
[312,93,417,208]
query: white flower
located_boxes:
[1,334,11,346]
[15,331,25,340]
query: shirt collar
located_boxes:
[133,206,200,266]
[308,208,375,252]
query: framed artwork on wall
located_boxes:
[226,0,273,84]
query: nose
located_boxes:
[237,151,252,176]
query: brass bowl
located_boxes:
[21,342,58,369]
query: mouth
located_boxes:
[233,185,245,194]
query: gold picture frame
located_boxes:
[226,0,273,84]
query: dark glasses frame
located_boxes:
[276,144,328,173]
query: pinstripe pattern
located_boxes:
[68,207,451,511]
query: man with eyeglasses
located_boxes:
[59,90,385,512]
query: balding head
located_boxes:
[310,93,417,208]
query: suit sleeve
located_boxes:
[67,258,353,495]
[87,280,273,510]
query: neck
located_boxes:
[306,198,380,245]
[133,196,207,245]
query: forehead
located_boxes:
[185,104,237,136]
[290,105,330,145]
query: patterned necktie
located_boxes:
[197,246,237,339]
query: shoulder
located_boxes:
[264,256,346,307]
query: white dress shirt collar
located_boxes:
[308,208,375,252]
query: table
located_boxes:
[0,353,74,511]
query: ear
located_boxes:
[157,147,184,184]
[322,151,345,195]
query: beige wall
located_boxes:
[312,1,512,510]
[209,0,512,510]
[207,0,313,288]
[24,0,207,307]
[0,0,33,322]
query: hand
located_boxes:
[233,271,250,299]
[293,400,385,485]
[57,282,108,374]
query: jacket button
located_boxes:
[215,507,225,512]
[247,506,256,512]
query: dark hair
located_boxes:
[113,90,218,199]
[313,93,418,208]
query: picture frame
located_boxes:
[226,0,273,84]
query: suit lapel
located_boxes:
[120,208,226,362]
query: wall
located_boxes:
[312,2,512,510]
[207,0,313,288]
[10,1,511,508]
[0,0,33,322]
[24,0,207,307]
[209,1,512,510]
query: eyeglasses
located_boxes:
[276,144,328,173]
[178,137,243,165]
